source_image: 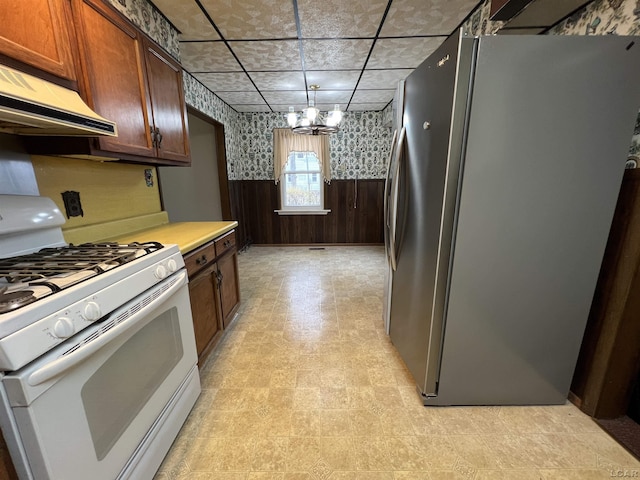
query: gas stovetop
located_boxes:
[0,194,186,371]
[0,242,164,314]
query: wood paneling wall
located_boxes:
[229,179,384,246]
[570,168,640,418]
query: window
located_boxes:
[281,151,323,209]
[273,128,331,215]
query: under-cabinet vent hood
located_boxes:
[0,64,117,137]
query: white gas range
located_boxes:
[0,194,200,480]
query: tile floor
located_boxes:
[156,246,640,480]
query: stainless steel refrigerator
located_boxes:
[385,30,640,406]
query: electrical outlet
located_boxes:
[61,191,84,218]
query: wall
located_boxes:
[31,157,162,243]
[230,179,385,246]
[235,111,392,181]
[158,112,223,222]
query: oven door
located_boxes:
[2,269,198,480]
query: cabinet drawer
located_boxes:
[215,231,236,257]
[184,242,216,277]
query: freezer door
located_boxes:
[388,32,475,396]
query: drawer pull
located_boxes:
[195,255,207,265]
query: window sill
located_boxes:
[274,209,331,216]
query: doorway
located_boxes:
[158,109,231,222]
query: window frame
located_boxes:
[279,151,325,212]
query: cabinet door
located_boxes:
[0,0,76,81]
[144,40,191,164]
[188,264,221,359]
[73,0,155,157]
[217,251,240,329]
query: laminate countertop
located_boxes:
[109,221,238,254]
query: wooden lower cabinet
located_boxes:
[185,230,240,366]
[188,262,222,362]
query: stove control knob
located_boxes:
[154,265,168,279]
[53,318,75,338]
[83,302,102,322]
[167,259,178,273]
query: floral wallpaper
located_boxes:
[105,0,180,60]
[462,0,640,159]
[182,73,244,180]
[235,111,392,180]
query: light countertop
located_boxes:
[108,221,238,254]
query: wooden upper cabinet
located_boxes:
[0,0,76,81]
[73,0,155,158]
[144,40,190,163]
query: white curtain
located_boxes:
[273,128,331,184]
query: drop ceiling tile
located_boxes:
[193,72,255,91]
[303,39,373,70]
[314,90,352,104]
[306,71,361,91]
[351,89,395,103]
[367,37,444,69]
[180,42,240,72]
[151,0,219,40]
[215,91,265,104]
[379,0,479,37]
[199,0,297,39]
[348,103,389,111]
[250,71,305,91]
[262,91,309,105]
[313,104,347,112]
[271,104,310,112]
[358,69,413,89]
[234,104,272,112]
[232,40,302,71]
[297,0,388,38]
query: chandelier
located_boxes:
[287,85,343,135]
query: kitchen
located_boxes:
[1,0,640,478]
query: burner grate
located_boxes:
[0,242,163,285]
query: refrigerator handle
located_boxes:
[383,129,398,261]
[390,126,406,272]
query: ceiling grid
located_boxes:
[151,0,484,113]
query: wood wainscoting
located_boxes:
[229,179,385,247]
[570,167,640,419]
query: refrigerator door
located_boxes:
[432,35,640,405]
[388,32,476,397]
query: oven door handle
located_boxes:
[27,270,188,387]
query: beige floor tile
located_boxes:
[319,409,352,436]
[353,436,394,471]
[474,471,541,480]
[184,436,219,471]
[251,437,289,471]
[213,437,256,471]
[538,469,626,479]
[286,437,322,471]
[319,436,357,470]
[393,472,430,480]
[349,408,383,436]
[290,410,322,436]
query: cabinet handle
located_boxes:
[215,269,223,288]
[195,254,207,265]
[150,126,157,147]
[156,127,163,148]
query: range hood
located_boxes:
[0,64,117,137]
